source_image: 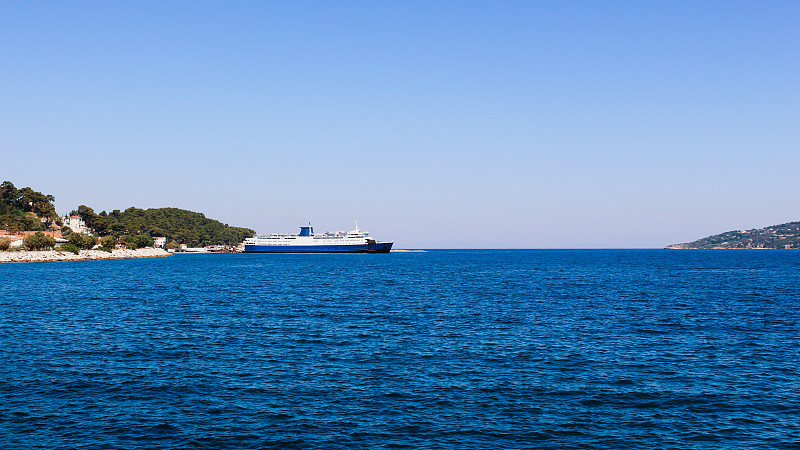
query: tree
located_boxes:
[16,187,57,223]
[133,235,153,249]
[23,232,55,251]
[120,235,134,249]
[68,233,97,250]
[1,181,58,231]
[68,233,84,248]
[101,235,116,248]
[81,235,97,249]
[72,206,254,246]
[76,205,99,231]
[0,181,21,212]
[59,243,80,254]
[121,234,153,249]
[0,238,10,251]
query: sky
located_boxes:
[2,1,798,248]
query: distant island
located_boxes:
[667,221,800,249]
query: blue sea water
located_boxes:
[1,250,799,449]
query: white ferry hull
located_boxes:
[242,224,392,253]
[244,241,392,253]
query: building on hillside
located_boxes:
[12,230,64,239]
[0,230,65,247]
[63,215,92,235]
[3,236,24,248]
[0,231,24,248]
[152,237,167,248]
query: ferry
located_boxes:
[243,222,393,253]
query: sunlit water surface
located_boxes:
[1,250,798,449]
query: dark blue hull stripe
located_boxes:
[244,243,392,253]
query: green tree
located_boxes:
[101,235,116,248]
[0,238,10,251]
[56,204,255,246]
[98,235,116,252]
[17,187,57,222]
[135,235,153,248]
[69,233,97,250]
[81,235,97,249]
[121,234,152,249]
[23,232,55,250]
[76,205,99,231]
[68,233,84,248]
[120,235,133,248]
[59,243,80,254]
[0,181,19,209]
[1,181,59,231]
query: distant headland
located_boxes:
[1,180,255,261]
[666,221,800,249]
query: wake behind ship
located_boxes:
[243,223,393,253]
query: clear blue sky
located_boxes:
[2,1,798,248]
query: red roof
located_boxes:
[1,230,64,239]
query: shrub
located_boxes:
[100,235,116,249]
[121,234,153,249]
[134,235,153,248]
[81,235,97,249]
[0,238,10,251]
[23,232,55,251]
[68,233,84,248]
[67,233,98,250]
[59,243,80,254]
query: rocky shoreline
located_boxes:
[666,221,799,249]
[0,248,170,263]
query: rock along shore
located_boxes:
[0,248,170,263]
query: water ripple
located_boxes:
[1,250,798,449]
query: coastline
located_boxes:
[0,248,170,263]
[665,246,797,250]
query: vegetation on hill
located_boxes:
[0,181,59,231]
[23,232,56,250]
[76,206,254,247]
[667,221,800,249]
[2,180,254,247]
[68,233,97,250]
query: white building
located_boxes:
[63,215,92,235]
[152,237,167,248]
[0,233,24,248]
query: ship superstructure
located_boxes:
[243,222,393,253]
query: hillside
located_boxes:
[2,180,254,247]
[76,206,255,247]
[0,181,59,231]
[667,221,800,249]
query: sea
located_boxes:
[1,250,798,449]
